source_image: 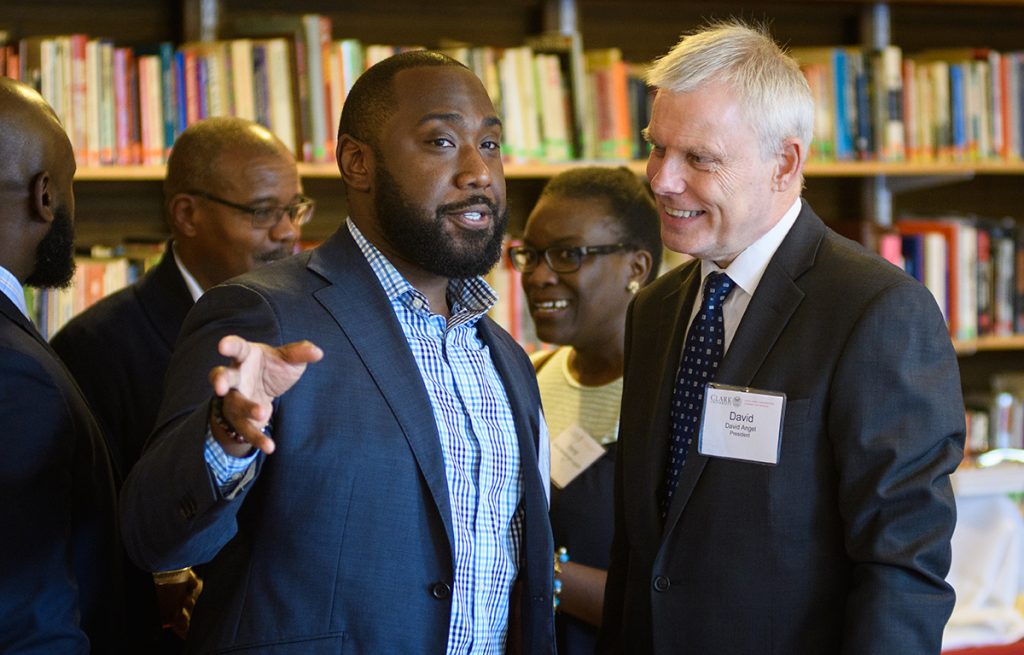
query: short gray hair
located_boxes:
[645,20,813,160]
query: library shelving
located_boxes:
[7,0,1024,439]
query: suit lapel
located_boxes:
[0,291,50,349]
[662,205,824,535]
[308,229,455,548]
[638,264,699,540]
[137,245,195,349]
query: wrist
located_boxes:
[553,546,569,611]
[152,567,192,585]
[210,396,257,444]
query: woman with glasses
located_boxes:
[510,166,662,654]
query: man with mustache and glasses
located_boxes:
[51,116,309,652]
[0,77,124,652]
[120,51,554,654]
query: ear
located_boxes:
[628,248,655,288]
[30,172,56,224]
[772,137,805,192]
[338,134,373,193]
[168,193,200,237]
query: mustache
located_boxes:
[437,195,499,217]
[255,248,292,263]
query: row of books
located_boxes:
[0,14,651,167]
[25,243,164,339]
[846,215,1023,342]
[792,45,1024,163]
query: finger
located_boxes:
[218,335,252,362]
[276,340,324,365]
[249,431,277,456]
[209,365,240,397]
[173,607,191,639]
[222,391,277,455]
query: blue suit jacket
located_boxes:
[0,293,123,653]
[121,227,556,654]
[600,203,964,654]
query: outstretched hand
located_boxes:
[209,336,323,456]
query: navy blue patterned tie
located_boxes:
[659,271,735,520]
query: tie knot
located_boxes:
[703,272,735,305]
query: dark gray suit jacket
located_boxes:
[52,247,193,476]
[600,203,964,654]
[120,227,556,654]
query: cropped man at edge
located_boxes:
[0,76,124,653]
[120,51,555,653]
[50,116,308,651]
[598,21,965,655]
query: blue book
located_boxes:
[949,63,966,158]
[173,50,187,135]
[158,42,177,151]
[832,48,853,160]
[901,233,925,283]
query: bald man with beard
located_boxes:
[50,116,309,651]
[0,77,124,653]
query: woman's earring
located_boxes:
[627,280,640,295]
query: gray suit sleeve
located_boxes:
[830,279,963,654]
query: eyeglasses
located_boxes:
[187,190,315,229]
[507,243,632,274]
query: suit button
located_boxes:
[652,576,671,592]
[430,582,451,600]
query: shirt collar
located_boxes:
[172,242,205,303]
[346,219,497,320]
[700,197,802,297]
[0,263,29,319]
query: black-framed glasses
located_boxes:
[187,190,316,229]
[508,243,632,274]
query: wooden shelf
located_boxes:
[954,335,1024,356]
[71,160,1024,182]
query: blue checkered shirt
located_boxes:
[205,220,529,653]
[0,264,29,319]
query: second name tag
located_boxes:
[697,383,786,465]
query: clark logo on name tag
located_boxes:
[697,383,786,465]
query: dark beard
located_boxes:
[25,205,76,289]
[374,161,508,279]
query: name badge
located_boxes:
[697,383,786,465]
[550,424,606,488]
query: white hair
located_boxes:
[646,20,814,159]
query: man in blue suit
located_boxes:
[121,51,555,653]
[0,77,123,652]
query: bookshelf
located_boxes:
[8,0,1024,388]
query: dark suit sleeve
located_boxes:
[0,348,89,652]
[597,297,634,653]
[831,280,963,654]
[119,283,277,572]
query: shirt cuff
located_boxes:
[204,432,259,490]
